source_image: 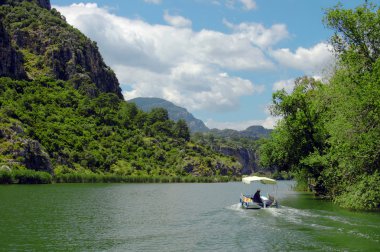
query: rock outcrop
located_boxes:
[0,122,52,173]
[0,21,27,79]
[217,146,257,175]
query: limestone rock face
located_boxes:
[45,40,122,97]
[0,22,27,79]
[36,0,50,10]
[21,139,52,173]
[0,0,123,98]
[0,122,53,173]
[217,146,257,175]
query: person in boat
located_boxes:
[252,189,263,204]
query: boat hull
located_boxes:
[240,194,278,209]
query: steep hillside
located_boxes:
[130,97,209,133]
[0,0,241,181]
[0,0,122,98]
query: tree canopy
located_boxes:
[259,2,380,210]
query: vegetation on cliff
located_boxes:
[0,76,241,180]
[259,2,380,210]
[0,1,122,97]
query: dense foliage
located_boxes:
[0,77,241,178]
[259,2,380,210]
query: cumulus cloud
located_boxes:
[163,11,192,28]
[224,19,289,48]
[118,63,257,112]
[144,0,162,4]
[221,0,257,10]
[55,3,274,111]
[271,43,334,74]
[239,0,256,10]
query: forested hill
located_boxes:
[0,0,241,180]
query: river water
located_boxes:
[0,181,379,251]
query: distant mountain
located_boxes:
[129,97,209,133]
[210,125,272,139]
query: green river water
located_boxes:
[0,181,379,251]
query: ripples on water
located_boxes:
[0,182,379,251]
[227,201,380,251]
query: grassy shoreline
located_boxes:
[0,170,239,184]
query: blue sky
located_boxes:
[52,0,365,130]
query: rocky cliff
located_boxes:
[0,120,52,173]
[0,0,122,98]
[216,146,256,175]
[0,21,27,79]
[0,0,124,171]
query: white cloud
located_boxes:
[221,0,257,10]
[119,63,256,112]
[273,78,295,93]
[205,116,278,130]
[240,0,256,10]
[55,3,274,112]
[163,11,192,28]
[144,0,162,4]
[223,19,289,48]
[271,43,334,74]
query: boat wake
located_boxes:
[265,206,379,242]
[226,203,244,212]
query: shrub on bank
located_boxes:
[334,172,380,211]
[0,170,13,184]
[12,170,52,184]
[0,168,234,184]
[0,169,52,184]
[54,172,232,183]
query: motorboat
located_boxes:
[240,176,278,209]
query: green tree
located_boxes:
[320,2,380,208]
[260,77,327,186]
[324,2,380,69]
[173,119,190,141]
[260,2,380,209]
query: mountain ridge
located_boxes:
[129,97,209,133]
[130,97,272,139]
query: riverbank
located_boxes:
[0,169,238,184]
